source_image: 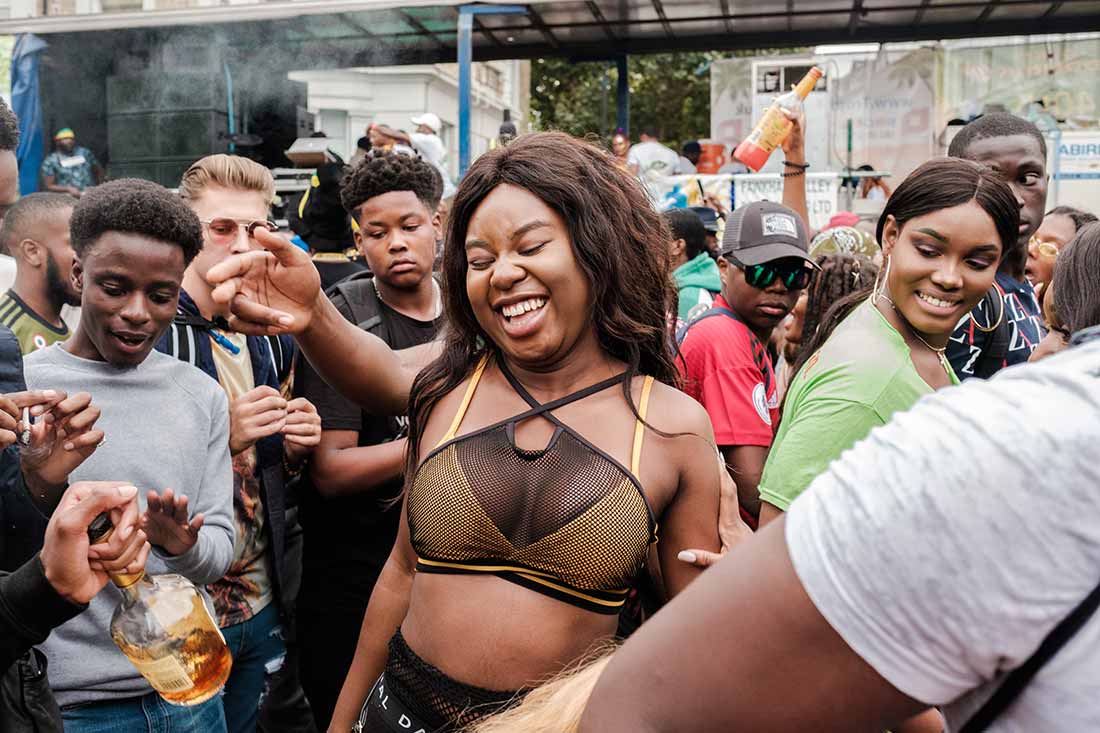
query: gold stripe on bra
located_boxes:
[415,558,630,607]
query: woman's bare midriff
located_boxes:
[401,572,619,691]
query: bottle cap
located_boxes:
[86,513,145,587]
[88,512,114,544]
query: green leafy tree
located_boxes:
[531,53,715,151]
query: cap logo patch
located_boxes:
[761,212,798,237]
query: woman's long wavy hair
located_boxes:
[790,157,1019,379]
[1053,221,1100,334]
[404,132,678,480]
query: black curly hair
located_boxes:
[663,208,708,261]
[70,178,204,264]
[340,151,443,217]
[1045,205,1098,233]
[0,99,20,153]
[0,192,76,254]
[948,112,1046,159]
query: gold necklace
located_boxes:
[878,293,953,377]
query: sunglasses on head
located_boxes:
[726,254,816,291]
[201,218,278,244]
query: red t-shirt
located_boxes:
[677,294,779,448]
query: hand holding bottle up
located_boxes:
[780,109,812,231]
[781,108,806,165]
[143,489,204,557]
[734,67,821,172]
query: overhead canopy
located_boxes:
[4,0,1100,66]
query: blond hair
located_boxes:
[468,648,615,733]
[178,154,275,204]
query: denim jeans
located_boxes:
[61,690,227,732]
[220,602,286,733]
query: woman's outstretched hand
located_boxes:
[205,227,322,336]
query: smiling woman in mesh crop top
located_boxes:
[304,133,723,733]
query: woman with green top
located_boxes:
[758,157,1018,733]
[757,157,1019,527]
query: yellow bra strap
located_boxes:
[630,376,655,477]
[438,355,490,446]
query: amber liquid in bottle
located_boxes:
[88,514,233,705]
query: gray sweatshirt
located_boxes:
[23,344,233,709]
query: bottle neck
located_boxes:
[110,570,147,599]
[793,70,821,100]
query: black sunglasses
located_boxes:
[726,255,816,291]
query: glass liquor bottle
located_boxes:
[734,66,823,172]
[88,513,233,705]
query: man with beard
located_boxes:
[0,193,79,353]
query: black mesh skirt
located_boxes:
[358,630,522,732]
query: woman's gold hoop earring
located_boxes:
[872,256,892,303]
[973,287,1005,333]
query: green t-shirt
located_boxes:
[758,300,959,511]
[0,290,69,355]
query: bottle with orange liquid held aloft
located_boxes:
[88,512,233,706]
[734,67,823,172]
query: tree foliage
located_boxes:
[531,52,718,151]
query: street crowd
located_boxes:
[0,88,1098,733]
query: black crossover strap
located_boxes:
[960,579,1100,732]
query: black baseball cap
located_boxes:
[719,201,812,266]
[688,206,721,234]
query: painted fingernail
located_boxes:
[677,551,697,563]
[63,441,74,451]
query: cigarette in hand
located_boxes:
[18,406,30,447]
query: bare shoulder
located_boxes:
[413,364,484,458]
[638,378,716,446]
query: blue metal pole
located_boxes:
[616,55,629,134]
[223,62,236,154]
[458,10,473,176]
[457,5,527,177]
